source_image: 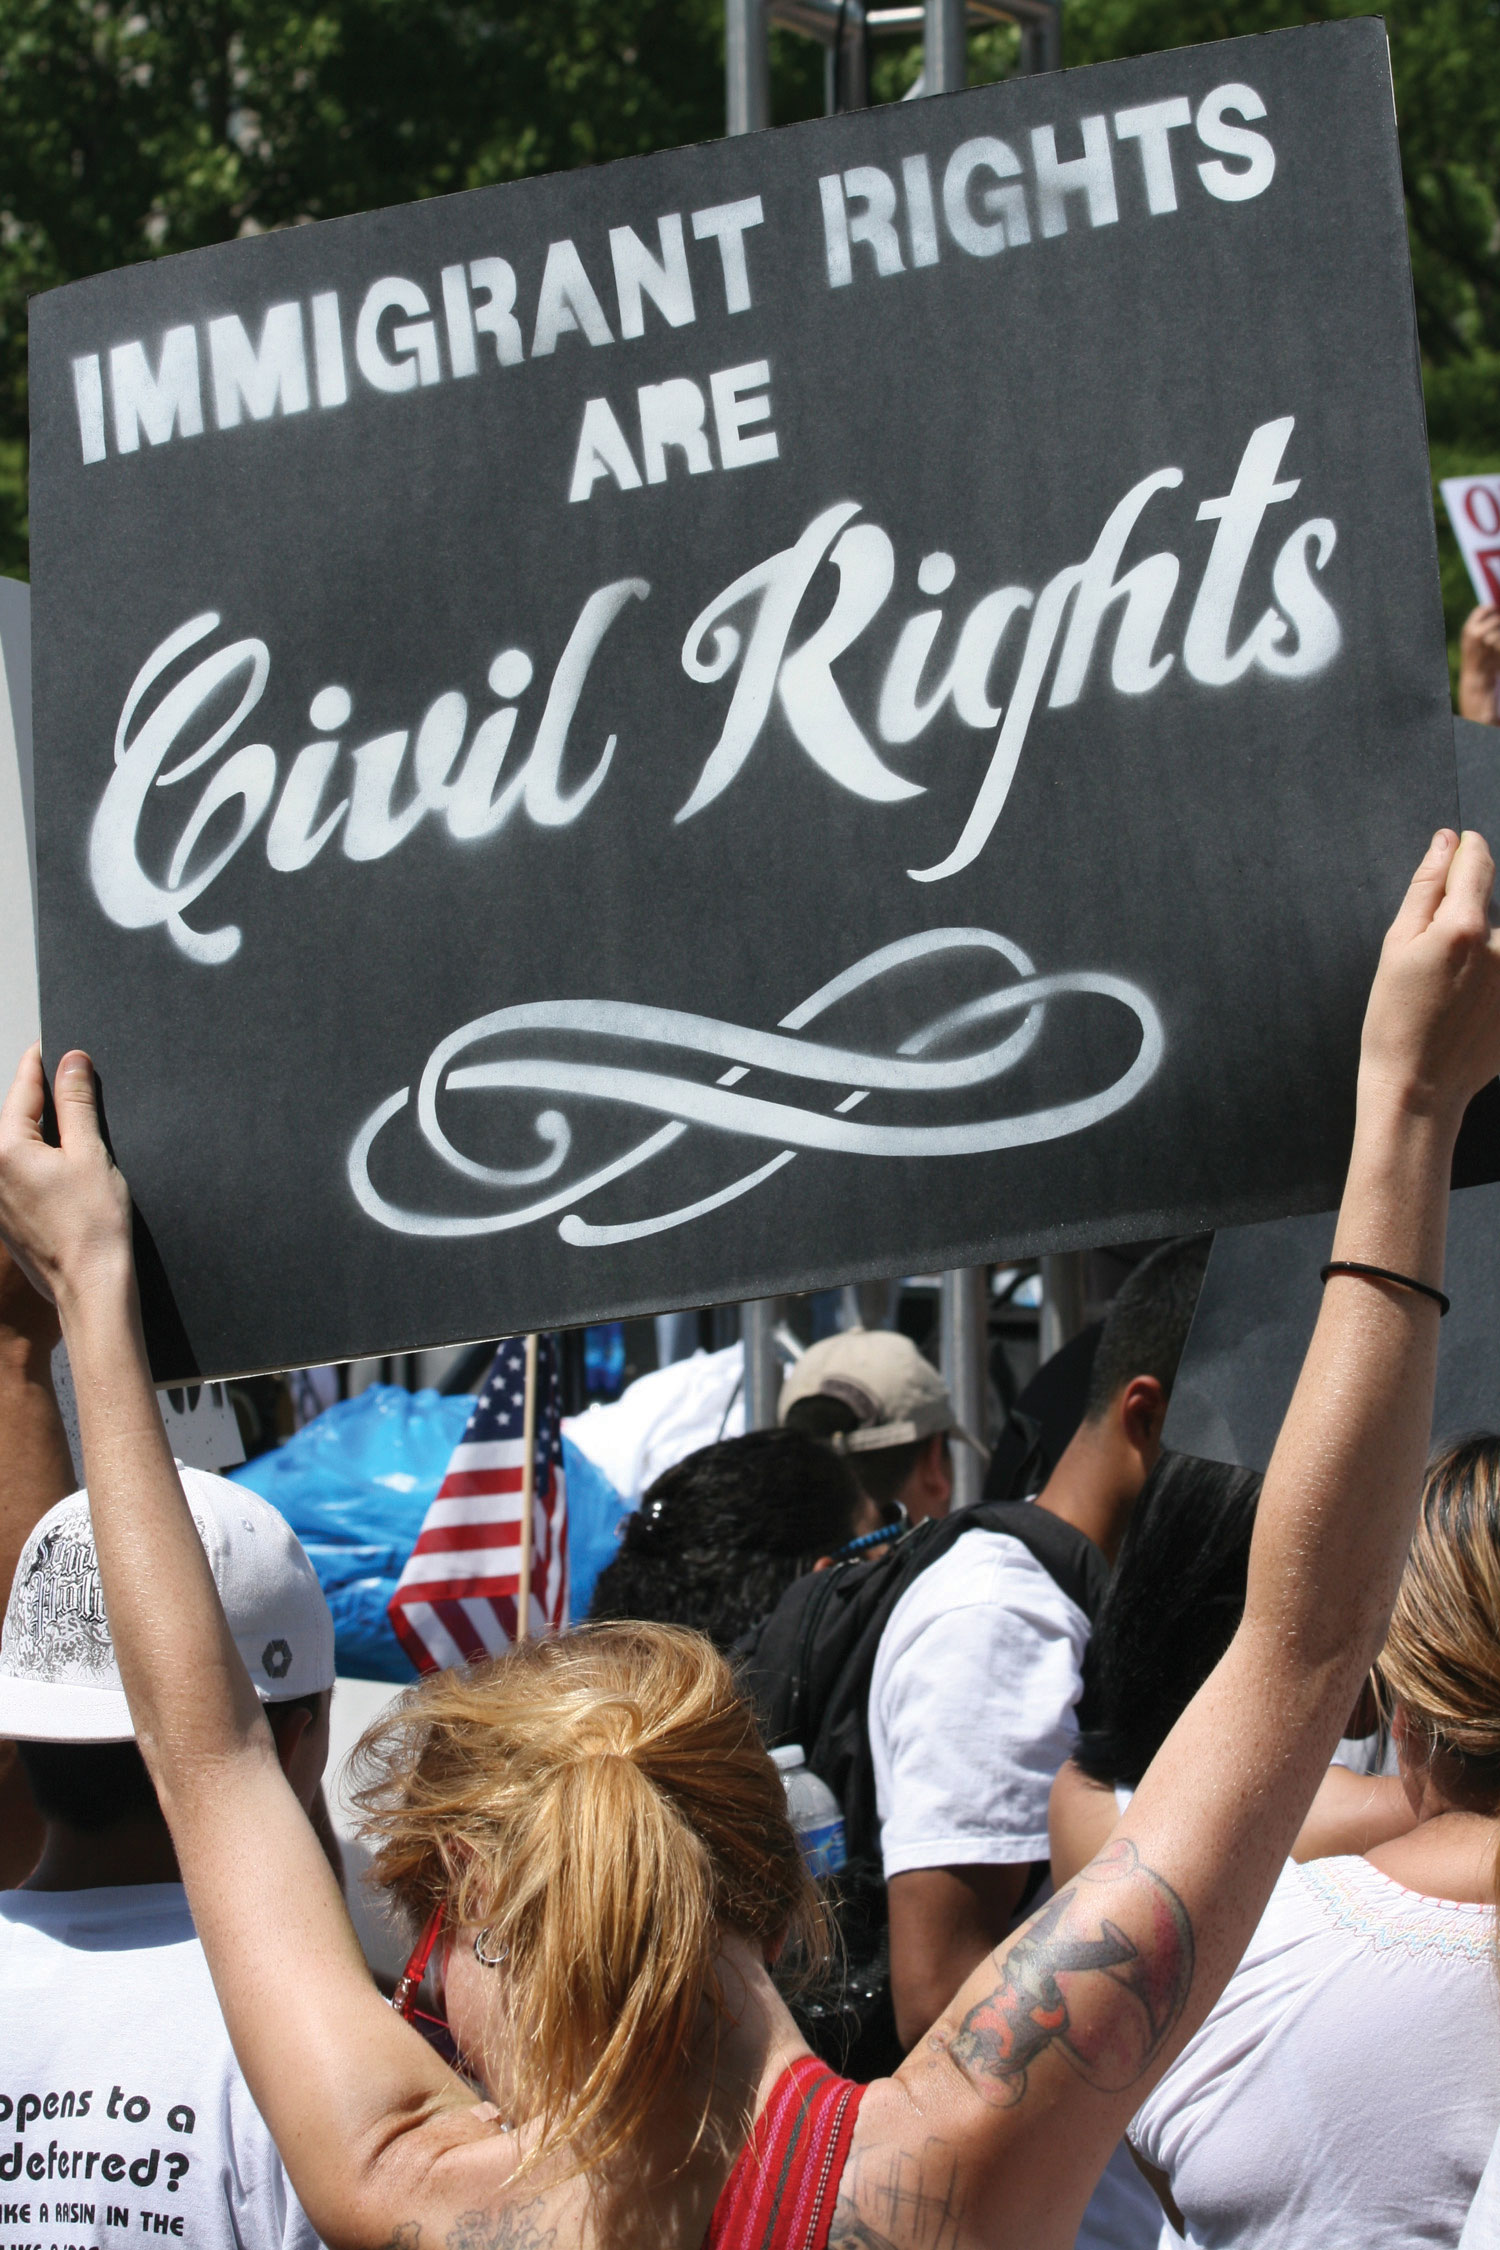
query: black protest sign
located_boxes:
[1164,1184,1500,1475]
[1165,719,1500,1474]
[1454,714,1500,848]
[30,22,1454,1381]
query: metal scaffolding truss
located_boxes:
[726,0,1061,134]
[772,0,1060,72]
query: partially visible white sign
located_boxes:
[325,1674,410,1979]
[1441,474,1500,608]
[0,578,35,1082]
[51,1343,246,1477]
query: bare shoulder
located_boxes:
[338,2105,568,2250]
[442,2207,560,2250]
[358,2178,572,2250]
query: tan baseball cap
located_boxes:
[778,1329,988,1460]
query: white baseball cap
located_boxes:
[0,1467,335,1742]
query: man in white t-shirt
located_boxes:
[0,1468,335,2250]
[867,1239,1210,2052]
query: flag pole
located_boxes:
[516,1333,540,1644]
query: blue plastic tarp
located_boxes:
[231,1384,629,1679]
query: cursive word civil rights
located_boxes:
[88,415,1338,964]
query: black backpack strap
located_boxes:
[960,1499,1110,1625]
[833,1501,1106,1862]
[766,1501,1108,2080]
[794,1519,949,1865]
[733,1565,824,1740]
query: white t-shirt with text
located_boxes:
[0,1884,319,2250]
[868,1527,1091,1878]
[1131,1856,1500,2248]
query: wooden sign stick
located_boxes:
[515,1333,540,1644]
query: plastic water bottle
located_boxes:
[772,1743,847,1880]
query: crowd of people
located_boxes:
[1,826,1500,2249]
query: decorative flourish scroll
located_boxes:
[348,929,1164,1245]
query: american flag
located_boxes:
[387,1336,569,1673]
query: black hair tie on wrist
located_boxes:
[1320,1260,1451,1317]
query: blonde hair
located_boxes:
[1379,1435,1500,1805]
[352,1621,827,2174]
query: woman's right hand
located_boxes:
[1357,829,1500,1136]
[0,1046,134,1313]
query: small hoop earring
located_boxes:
[473,1928,510,1968]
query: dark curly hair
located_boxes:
[1073,1450,1262,1790]
[586,1428,878,1653]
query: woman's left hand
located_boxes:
[0,1046,133,1310]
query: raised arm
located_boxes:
[843,830,1500,2248]
[0,1049,523,2248]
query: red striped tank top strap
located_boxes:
[703,2058,868,2250]
[801,2071,866,2250]
[704,2062,807,2250]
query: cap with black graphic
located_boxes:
[0,1466,335,1742]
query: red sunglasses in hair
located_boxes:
[392,1903,460,2067]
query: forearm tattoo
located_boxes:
[445,2208,558,2250]
[828,2142,964,2250]
[377,2209,558,2250]
[943,1837,1194,2108]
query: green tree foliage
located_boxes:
[1065,0,1500,681]
[0,0,1003,571]
[0,0,757,570]
[3,0,1499,679]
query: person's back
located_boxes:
[1131,1434,1500,2247]
[1461,2120,1500,2245]
[0,1479,335,2250]
[868,1239,1211,2052]
[1132,1852,1497,2246]
[1,1878,312,2249]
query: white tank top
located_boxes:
[1132,1856,1500,2248]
